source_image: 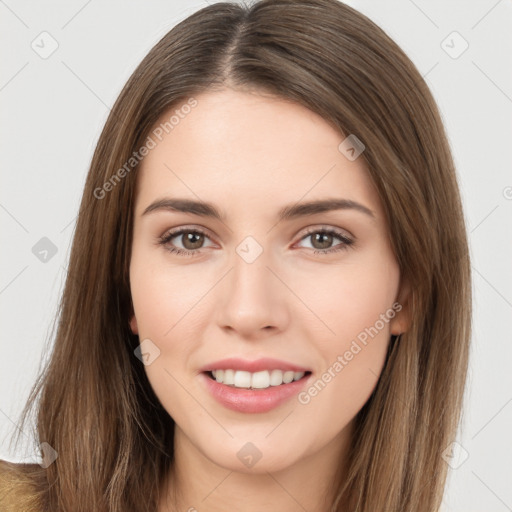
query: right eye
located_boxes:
[158,227,215,257]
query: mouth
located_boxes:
[205,369,312,389]
[200,369,313,414]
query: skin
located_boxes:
[128,88,409,512]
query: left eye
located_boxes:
[295,228,354,254]
[158,227,354,257]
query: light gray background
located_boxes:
[1,1,511,511]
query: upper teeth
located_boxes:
[211,369,306,389]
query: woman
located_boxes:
[0,0,471,510]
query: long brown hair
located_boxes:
[11,0,471,510]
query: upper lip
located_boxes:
[199,357,311,373]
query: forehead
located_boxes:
[134,88,382,219]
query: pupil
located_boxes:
[184,232,203,250]
[313,232,332,249]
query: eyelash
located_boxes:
[157,226,354,258]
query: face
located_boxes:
[129,88,408,474]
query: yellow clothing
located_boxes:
[0,459,43,512]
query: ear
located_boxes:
[390,278,412,335]
[129,314,139,335]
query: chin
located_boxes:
[199,438,303,474]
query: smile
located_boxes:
[201,370,312,414]
[209,369,308,389]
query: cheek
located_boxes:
[129,253,201,420]
[129,244,214,388]
[129,245,205,340]
[290,255,399,414]
[293,257,399,431]
[292,248,399,348]
[337,267,397,343]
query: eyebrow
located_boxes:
[141,197,375,221]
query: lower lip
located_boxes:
[200,372,311,414]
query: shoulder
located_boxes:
[0,459,45,512]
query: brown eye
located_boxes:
[158,228,214,257]
[179,231,205,250]
[310,232,335,250]
[297,228,354,255]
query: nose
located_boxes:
[215,246,289,339]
